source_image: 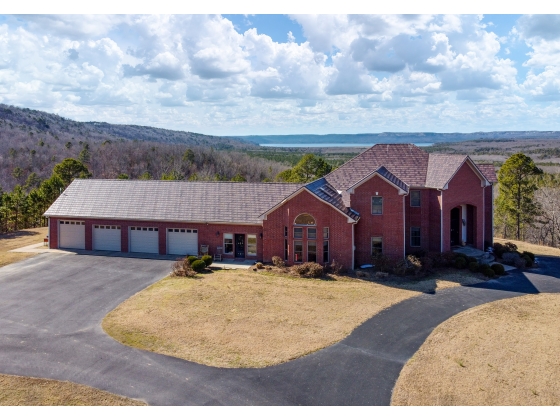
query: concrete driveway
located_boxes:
[1,252,559,405]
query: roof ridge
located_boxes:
[73,179,305,186]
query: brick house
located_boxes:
[44,144,497,270]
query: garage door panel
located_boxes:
[167,228,198,255]
[59,220,85,249]
[93,225,121,252]
[130,227,159,254]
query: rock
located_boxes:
[375,271,389,278]
[355,270,369,278]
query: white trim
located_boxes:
[440,189,444,252]
[351,222,355,270]
[45,216,262,226]
[347,171,408,195]
[442,157,491,190]
[259,188,358,224]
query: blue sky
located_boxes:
[1,14,560,135]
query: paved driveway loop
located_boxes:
[0,253,559,405]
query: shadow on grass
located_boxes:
[0,229,43,241]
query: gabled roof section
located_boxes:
[426,154,491,189]
[44,179,303,225]
[304,178,360,221]
[346,166,409,195]
[325,144,430,190]
[477,164,498,183]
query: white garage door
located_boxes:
[59,220,85,249]
[93,225,121,251]
[130,227,159,254]
[167,228,198,255]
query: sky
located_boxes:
[1,13,560,135]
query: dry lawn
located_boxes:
[103,268,486,368]
[392,293,560,406]
[494,237,560,258]
[0,373,145,406]
[0,227,48,268]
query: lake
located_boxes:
[259,142,434,148]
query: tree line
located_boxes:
[495,152,560,248]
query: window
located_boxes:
[323,241,329,263]
[224,233,233,254]
[308,228,317,239]
[247,234,257,256]
[308,241,317,262]
[411,227,421,247]
[371,237,383,255]
[323,227,329,239]
[294,241,303,262]
[294,227,303,239]
[284,239,288,260]
[294,213,316,225]
[410,190,421,207]
[284,226,288,237]
[371,197,383,215]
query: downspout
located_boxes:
[403,194,406,259]
[439,189,444,252]
[351,222,355,271]
[482,185,486,250]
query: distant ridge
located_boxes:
[238,132,560,145]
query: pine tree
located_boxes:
[496,153,543,240]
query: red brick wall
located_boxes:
[262,189,354,269]
[350,175,405,264]
[442,163,486,251]
[484,185,493,248]
[49,217,263,259]
[404,189,433,255]
[428,189,443,252]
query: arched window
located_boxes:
[294,213,316,225]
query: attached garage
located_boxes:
[167,228,198,255]
[93,225,121,252]
[59,220,85,249]
[130,226,159,254]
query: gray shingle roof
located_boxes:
[325,144,430,189]
[44,179,303,225]
[425,154,468,188]
[477,164,498,183]
[304,178,360,221]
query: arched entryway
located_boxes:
[450,204,476,246]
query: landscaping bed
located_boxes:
[103,263,487,368]
[0,373,145,406]
[392,293,560,406]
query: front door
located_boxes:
[450,207,460,246]
[235,234,245,258]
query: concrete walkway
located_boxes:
[0,252,558,405]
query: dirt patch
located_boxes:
[0,373,145,406]
[103,268,485,368]
[392,293,560,406]
[0,227,47,268]
[494,237,560,258]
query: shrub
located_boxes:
[393,258,408,276]
[328,259,344,275]
[256,262,264,269]
[187,255,198,265]
[522,251,535,262]
[201,255,213,267]
[492,243,505,258]
[420,255,434,273]
[483,268,495,278]
[406,254,422,275]
[515,257,526,269]
[479,263,490,273]
[441,251,458,267]
[455,257,467,269]
[467,256,477,263]
[291,262,323,278]
[522,254,533,268]
[191,259,206,272]
[454,252,468,261]
[171,258,196,277]
[491,263,505,276]
[265,266,272,271]
[272,256,285,268]
[468,262,479,272]
[501,252,519,265]
[504,242,518,252]
[372,253,393,273]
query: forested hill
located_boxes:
[0,104,285,192]
[0,103,247,149]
